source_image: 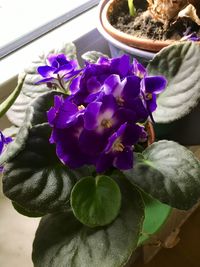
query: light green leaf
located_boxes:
[128,0,136,16]
[123,140,200,210]
[81,51,108,63]
[0,74,25,118]
[138,192,171,246]
[71,176,121,227]
[32,180,144,267]
[7,43,78,126]
[147,42,200,123]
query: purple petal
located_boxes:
[132,58,147,78]
[143,76,167,94]
[97,57,110,65]
[84,102,102,130]
[113,148,133,170]
[147,93,157,113]
[54,95,63,109]
[100,94,118,114]
[124,98,148,122]
[56,54,69,66]
[47,95,80,129]
[114,108,138,125]
[47,54,60,68]
[110,55,131,77]
[47,107,58,126]
[79,130,108,156]
[96,152,114,173]
[63,69,82,80]
[87,76,102,93]
[122,123,142,145]
[123,75,141,100]
[54,63,74,75]
[70,76,81,94]
[37,66,56,78]
[104,74,124,97]
[104,123,127,153]
[0,131,12,155]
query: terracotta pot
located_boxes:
[97,0,155,65]
[99,0,200,52]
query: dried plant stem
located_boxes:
[147,0,188,22]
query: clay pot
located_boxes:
[98,0,200,62]
[97,0,155,65]
[100,0,176,52]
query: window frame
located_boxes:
[0,0,100,59]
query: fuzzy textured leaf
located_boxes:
[147,42,200,123]
[81,51,108,63]
[2,123,76,214]
[32,180,144,267]
[2,92,77,214]
[123,140,200,210]
[7,43,77,126]
[71,176,121,227]
[0,91,59,165]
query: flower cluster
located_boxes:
[37,54,81,91]
[41,54,166,172]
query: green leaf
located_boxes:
[7,43,78,126]
[32,180,144,267]
[0,74,25,118]
[147,42,200,123]
[138,192,172,246]
[0,91,59,165]
[2,91,77,214]
[81,51,108,63]
[2,124,76,214]
[128,0,136,16]
[12,201,45,218]
[123,140,200,210]
[71,176,121,227]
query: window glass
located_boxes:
[0,0,98,57]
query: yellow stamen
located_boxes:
[146,93,153,100]
[78,105,85,110]
[101,119,112,128]
[116,96,125,106]
[112,140,125,152]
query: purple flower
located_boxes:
[133,58,167,120]
[46,54,167,172]
[103,74,148,121]
[181,32,200,42]
[50,116,94,168]
[37,54,81,91]
[47,95,85,129]
[70,55,133,105]
[0,131,12,172]
[141,76,167,114]
[132,59,147,78]
[96,123,142,172]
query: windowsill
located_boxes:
[0,6,105,90]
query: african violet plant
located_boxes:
[1,41,200,267]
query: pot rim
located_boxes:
[97,0,156,58]
[99,0,200,52]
